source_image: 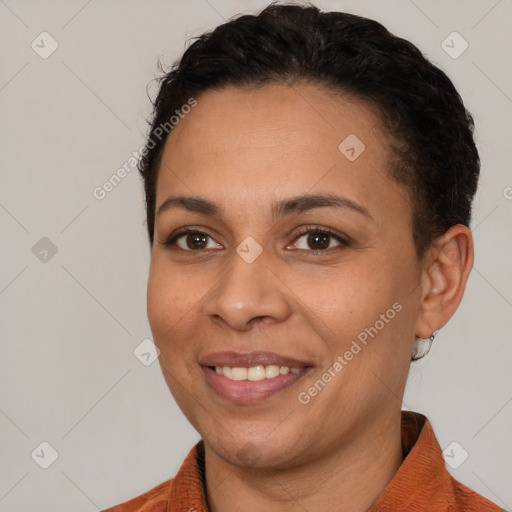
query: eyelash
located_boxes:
[159,226,350,253]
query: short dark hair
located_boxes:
[139,1,479,258]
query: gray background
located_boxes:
[0,0,510,510]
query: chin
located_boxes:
[204,425,306,470]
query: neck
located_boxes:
[204,411,403,512]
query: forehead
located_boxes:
[155,83,407,224]
[165,82,386,161]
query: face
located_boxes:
[147,82,424,470]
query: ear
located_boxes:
[414,224,474,339]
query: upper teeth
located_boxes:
[215,365,300,381]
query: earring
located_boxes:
[412,330,438,360]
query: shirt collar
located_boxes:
[369,411,454,511]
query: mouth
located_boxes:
[199,351,313,404]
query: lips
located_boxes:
[199,351,313,404]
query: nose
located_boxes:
[205,249,292,332]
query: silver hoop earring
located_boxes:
[412,330,438,360]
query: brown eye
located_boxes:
[162,230,223,251]
[291,229,349,252]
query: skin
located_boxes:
[146,82,473,512]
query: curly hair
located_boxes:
[139,1,479,261]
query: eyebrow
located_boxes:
[157,193,372,220]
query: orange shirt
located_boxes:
[102,411,504,512]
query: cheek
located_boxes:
[147,269,175,338]
[298,259,415,353]
[147,253,200,322]
[147,263,199,399]
[146,257,196,349]
[146,258,215,427]
[146,255,221,370]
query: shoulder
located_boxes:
[448,476,505,512]
[371,412,505,511]
[101,478,173,512]
[100,441,205,512]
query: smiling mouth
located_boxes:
[199,351,313,404]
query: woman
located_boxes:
[103,3,503,511]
